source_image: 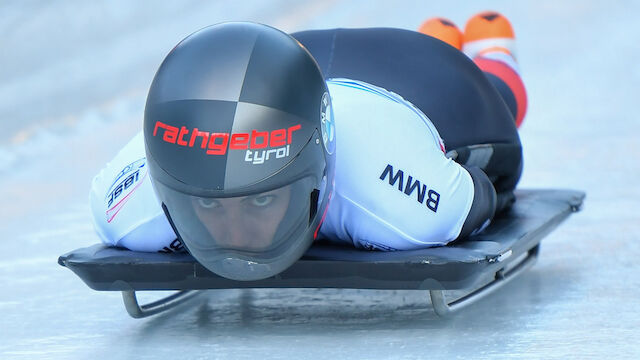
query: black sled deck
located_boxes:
[59,189,584,318]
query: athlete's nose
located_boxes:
[226,225,252,248]
[220,206,254,249]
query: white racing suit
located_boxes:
[90,78,495,253]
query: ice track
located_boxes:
[1,1,639,358]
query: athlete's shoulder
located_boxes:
[320,78,475,249]
[327,78,446,152]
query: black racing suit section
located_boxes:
[484,73,518,125]
[459,165,497,239]
[292,28,523,196]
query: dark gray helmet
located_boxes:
[144,22,335,281]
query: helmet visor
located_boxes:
[156,176,320,281]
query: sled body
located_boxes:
[59,189,584,317]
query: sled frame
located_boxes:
[121,290,203,319]
[120,244,540,319]
[429,244,538,316]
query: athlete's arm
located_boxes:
[320,79,488,250]
[89,131,180,253]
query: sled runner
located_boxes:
[59,189,584,318]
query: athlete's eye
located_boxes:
[249,195,275,207]
[198,198,220,209]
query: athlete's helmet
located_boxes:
[144,22,335,281]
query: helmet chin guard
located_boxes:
[144,22,335,281]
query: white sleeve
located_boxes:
[319,79,475,250]
[89,131,179,252]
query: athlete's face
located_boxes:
[192,186,292,251]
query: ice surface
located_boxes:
[1,0,639,359]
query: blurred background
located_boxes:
[0,1,638,358]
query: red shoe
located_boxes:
[418,17,463,50]
[463,11,516,59]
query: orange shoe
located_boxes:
[418,17,463,50]
[463,11,516,59]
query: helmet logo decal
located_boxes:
[153,121,301,164]
[244,143,290,164]
[320,92,335,154]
